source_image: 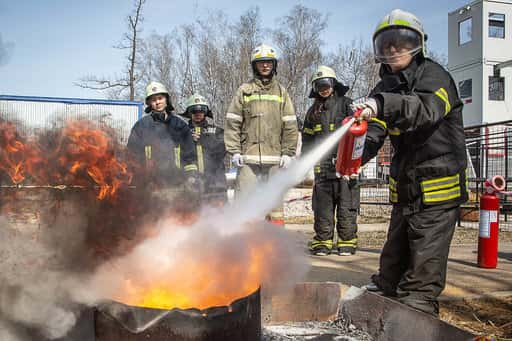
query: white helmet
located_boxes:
[144,81,173,113]
[251,44,278,76]
[311,65,337,94]
[373,9,426,64]
[183,94,212,118]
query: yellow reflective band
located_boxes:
[337,238,358,247]
[184,164,198,172]
[388,128,401,136]
[390,191,398,203]
[423,186,461,203]
[310,239,333,250]
[145,145,152,160]
[394,19,410,27]
[329,123,336,131]
[389,177,397,191]
[370,117,387,129]
[196,145,204,173]
[174,146,181,168]
[314,164,321,173]
[377,20,390,30]
[243,94,284,103]
[421,174,460,192]
[435,87,451,115]
[314,124,323,132]
[304,127,315,135]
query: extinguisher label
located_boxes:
[479,210,497,238]
[352,133,367,160]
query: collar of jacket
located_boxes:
[379,56,423,91]
[150,111,171,123]
[253,76,277,90]
[309,81,349,99]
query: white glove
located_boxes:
[232,153,244,167]
[279,155,293,169]
[351,98,378,121]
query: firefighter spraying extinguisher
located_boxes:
[478,175,511,268]
[335,110,367,178]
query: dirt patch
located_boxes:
[440,296,512,339]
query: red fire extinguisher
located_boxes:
[478,175,508,268]
[335,110,368,177]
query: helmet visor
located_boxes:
[313,78,335,93]
[187,104,208,114]
[374,28,422,64]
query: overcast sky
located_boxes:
[0,0,471,100]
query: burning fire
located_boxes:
[0,119,133,200]
[101,222,278,311]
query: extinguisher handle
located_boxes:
[353,109,363,119]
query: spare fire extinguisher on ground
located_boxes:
[335,110,368,178]
[478,175,510,268]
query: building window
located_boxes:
[489,13,505,38]
[459,17,472,45]
[459,79,472,103]
[489,76,505,101]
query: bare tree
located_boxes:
[272,5,327,119]
[75,0,146,100]
[326,38,380,100]
[428,50,448,69]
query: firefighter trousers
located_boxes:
[236,163,283,222]
[371,205,458,316]
[312,178,359,243]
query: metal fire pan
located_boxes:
[95,288,261,341]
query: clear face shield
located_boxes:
[313,78,335,94]
[373,28,422,65]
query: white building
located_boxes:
[448,0,512,126]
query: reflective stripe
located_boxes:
[184,164,198,172]
[337,238,358,247]
[145,145,152,160]
[174,146,181,168]
[377,18,411,30]
[390,191,398,203]
[310,239,333,250]
[435,87,451,115]
[226,112,243,122]
[314,164,321,173]
[196,145,204,173]
[314,124,322,132]
[282,115,297,122]
[303,127,315,135]
[389,177,397,192]
[370,117,387,129]
[243,94,284,103]
[423,186,461,203]
[244,154,281,164]
[388,128,401,136]
[329,123,336,131]
[421,174,460,192]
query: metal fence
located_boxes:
[359,120,512,229]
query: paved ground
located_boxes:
[286,223,512,299]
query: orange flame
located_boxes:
[0,119,134,200]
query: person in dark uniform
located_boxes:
[355,9,468,316]
[182,94,227,204]
[302,65,360,256]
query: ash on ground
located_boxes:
[262,319,373,341]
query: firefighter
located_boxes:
[224,43,298,224]
[356,9,468,316]
[302,66,359,256]
[182,94,227,203]
[127,81,198,190]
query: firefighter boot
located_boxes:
[309,238,333,256]
[337,238,357,256]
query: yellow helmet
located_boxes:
[373,9,426,64]
[251,44,278,76]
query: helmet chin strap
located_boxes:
[375,46,422,65]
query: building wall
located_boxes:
[482,0,512,62]
[0,96,143,144]
[453,64,484,126]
